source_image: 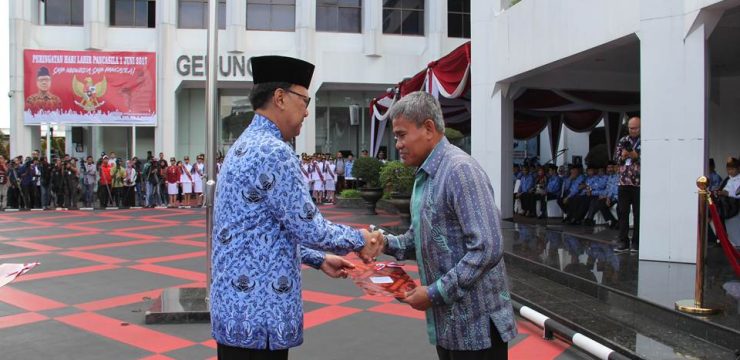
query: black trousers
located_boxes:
[586,198,617,223]
[99,184,111,208]
[336,175,345,195]
[565,195,588,221]
[618,186,640,246]
[7,187,19,208]
[217,343,288,360]
[436,323,507,360]
[66,181,79,209]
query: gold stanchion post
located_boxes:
[675,176,720,315]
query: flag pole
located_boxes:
[204,0,218,308]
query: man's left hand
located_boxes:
[319,254,355,278]
[400,286,432,311]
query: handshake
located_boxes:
[358,229,386,263]
[319,228,385,279]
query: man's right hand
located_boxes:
[358,229,385,263]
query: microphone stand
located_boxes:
[544,149,568,166]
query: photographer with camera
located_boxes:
[50,158,65,208]
[63,158,80,210]
[111,159,126,208]
[123,159,137,207]
[142,157,160,208]
[82,156,97,208]
[615,117,641,252]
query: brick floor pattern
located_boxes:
[0,207,587,360]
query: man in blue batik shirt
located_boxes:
[585,162,619,228]
[541,164,563,218]
[569,165,607,225]
[559,166,585,221]
[378,92,517,360]
[211,56,383,360]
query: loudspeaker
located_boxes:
[72,127,84,144]
[349,105,360,126]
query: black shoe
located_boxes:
[615,243,630,253]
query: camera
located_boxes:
[621,139,633,152]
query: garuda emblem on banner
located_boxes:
[72,75,107,111]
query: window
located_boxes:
[382,0,423,36]
[447,0,469,38]
[316,0,361,33]
[111,0,156,28]
[247,0,296,31]
[178,0,226,29]
[45,0,84,26]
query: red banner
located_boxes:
[24,50,156,125]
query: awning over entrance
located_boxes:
[369,42,471,157]
[368,41,640,161]
[513,89,640,160]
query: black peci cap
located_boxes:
[37,67,51,77]
[249,56,315,89]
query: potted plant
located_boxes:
[352,156,384,215]
[380,161,416,226]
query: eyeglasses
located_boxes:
[282,89,311,108]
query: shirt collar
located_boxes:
[418,137,449,178]
[251,113,284,141]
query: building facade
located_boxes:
[9,0,469,160]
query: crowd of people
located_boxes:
[514,162,620,227]
[516,116,644,253]
[0,150,215,210]
[514,116,739,252]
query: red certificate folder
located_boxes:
[347,262,417,297]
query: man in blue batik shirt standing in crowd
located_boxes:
[211,55,383,360]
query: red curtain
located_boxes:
[399,69,427,97]
[562,110,604,132]
[428,42,471,96]
[514,113,549,140]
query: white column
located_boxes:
[424,0,446,61]
[471,0,513,218]
[84,0,107,50]
[226,0,247,53]
[294,0,317,154]
[9,1,34,157]
[91,126,103,159]
[639,6,721,262]
[362,0,382,56]
[157,0,178,157]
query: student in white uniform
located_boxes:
[310,154,324,204]
[193,154,205,207]
[300,154,312,192]
[180,156,194,207]
[323,154,336,204]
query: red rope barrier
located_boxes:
[708,202,740,277]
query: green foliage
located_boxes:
[379,160,416,196]
[444,127,464,142]
[339,189,362,199]
[352,156,383,188]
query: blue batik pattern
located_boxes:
[211,113,364,350]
